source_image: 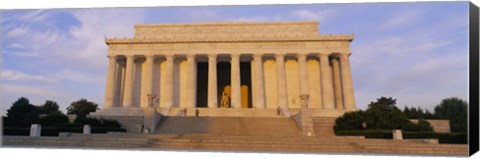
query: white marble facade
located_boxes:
[103,21,357,112]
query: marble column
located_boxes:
[164,54,175,108]
[142,54,155,108]
[319,53,335,109]
[122,55,135,107]
[253,54,265,109]
[114,61,124,107]
[230,54,242,108]
[103,55,117,108]
[276,53,289,113]
[208,54,218,108]
[298,54,309,96]
[331,57,344,109]
[339,53,356,111]
[186,54,197,108]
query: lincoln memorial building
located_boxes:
[92,21,358,132]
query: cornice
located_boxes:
[134,21,319,28]
[105,34,354,44]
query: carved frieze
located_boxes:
[109,22,354,50]
[133,44,149,49]
[134,22,319,37]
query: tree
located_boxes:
[334,96,433,132]
[403,106,434,119]
[367,97,398,113]
[38,100,60,114]
[40,112,69,126]
[67,98,99,117]
[433,97,467,133]
[364,97,410,130]
[5,97,40,127]
[401,119,433,132]
[334,110,366,131]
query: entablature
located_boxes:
[105,34,354,44]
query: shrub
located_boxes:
[74,115,122,128]
[40,112,70,126]
[334,111,366,131]
[335,130,467,144]
[67,99,99,117]
[74,116,102,126]
[6,97,40,127]
[3,127,127,136]
[334,97,433,132]
[434,97,467,133]
[403,132,467,144]
[401,119,433,132]
[336,130,393,139]
[101,119,122,128]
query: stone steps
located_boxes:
[90,108,145,116]
[3,136,151,148]
[312,118,336,136]
[167,108,284,117]
[2,133,468,156]
[148,135,468,155]
[155,117,302,136]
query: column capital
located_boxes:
[186,54,196,59]
[145,54,155,58]
[125,54,136,59]
[338,53,350,59]
[208,53,217,58]
[107,55,117,59]
[297,53,308,58]
[318,53,330,58]
[164,54,175,59]
[231,54,241,58]
[253,54,263,58]
[275,53,286,58]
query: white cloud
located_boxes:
[8,43,26,49]
[1,83,76,115]
[382,11,422,30]
[6,25,29,37]
[230,16,270,22]
[4,9,148,68]
[3,50,40,57]
[291,10,320,20]
[54,69,105,83]
[16,10,51,22]
[1,69,55,83]
[1,84,62,98]
[1,69,104,84]
[185,9,217,20]
[350,11,468,110]
[289,9,337,22]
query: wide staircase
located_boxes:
[2,115,469,156]
[156,116,301,136]
[312,117,336,137]
[144,134,468,155]
[3,132,468,155]
[3,134,151,149]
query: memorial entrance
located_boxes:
[101,21,357,113]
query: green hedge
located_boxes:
[336,130,467,144]
[404,132,467,144]
[336,130,393,139]
[3,127,126,136]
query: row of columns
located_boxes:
[103,53,356,111]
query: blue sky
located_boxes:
[0,2,470,115]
